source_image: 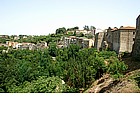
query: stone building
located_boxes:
[60,36,94,48]
[94,32,105,51]
[94,26,136,53]
[106,27,118,50]
[112,26,136,54]
[132,15,140,58]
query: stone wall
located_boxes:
[106,28,113,50]
[94,32,105,51]
[119,29,135,53]
[112,30,120,53]
[111,27,135,54]
[132,15,140,58]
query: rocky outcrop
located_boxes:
[85,74,118,93]
[84,69,140,93]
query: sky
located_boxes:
[0,0,140,35]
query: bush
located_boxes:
[107,57,128,79]
[11,76,67,93]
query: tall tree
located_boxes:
[56,27,67,35]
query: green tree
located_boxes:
[56,27,67,35]
[83,25,90,32]
[11,76,67,93]
[48,42,57,57]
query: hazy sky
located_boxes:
[0,0,140,35]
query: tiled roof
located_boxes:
[119,26,136,30]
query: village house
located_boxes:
[6,41,19,48]
[67,28,95,36]
[61,36,94,48]
[82,38,94,48]
[20,43,38,50]
[6,41,48,50]
[23,35,28,39]
[36,41,48,50]
[0,35,9,39]
[0,43,8,47]
[76,30,93,35]
[13,35,20,40]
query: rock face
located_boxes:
[84,72,140,93]
[132,15,140,59]
[85,74,116,93]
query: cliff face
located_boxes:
[132,15,140,59]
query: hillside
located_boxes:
[85,57,140,93]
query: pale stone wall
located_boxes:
[112,28,135,54]
[106,28,113,50]
[120,30,135,53]
[94,32,105,51]
[112,30,120,53]
[63,37,94,48]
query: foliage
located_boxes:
[0,44,127,93]
[67,27,79,31]
[76,32,84,37]
[48,42,57,57]
[107,56,128,79]
[0,46,8,53]
[83,25,90,31]
[85,33,94,39]
[56,27,67,35]
[0,38,7,44]
[11,76,67,93]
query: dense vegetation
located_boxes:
[0,45,127,93]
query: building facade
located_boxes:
[132,15,140,58]
[106,27,118,50]
[94,26,136,53]
[61,36,94,48]
[94,32,105,51]
[112,26,136,54]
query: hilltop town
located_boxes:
[0,15,140,93]
[1,15,140,57]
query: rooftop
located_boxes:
[119,26,136,30]
[111,26,136,32]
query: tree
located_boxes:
[83,25,90,31]
[48,42,57,57]
[11,76,67,93]
[56,27,67,35]
[76,32,84,37]
[73,26,79,30]
[67,26,79,31]
[0,38,6,44]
